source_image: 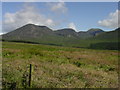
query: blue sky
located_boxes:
[1,2,118,33]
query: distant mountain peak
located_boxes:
[86,28,104,36]
[23,23,39,28]
[87,28,104,32]
[54,28,77,37]
[2,23,119,46]
[115,27,120,31]
[17,24,52,32]
[58,28,76,32]
[25,23,36,26]
[23,24,48,28]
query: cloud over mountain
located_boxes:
[68,22,78,32]
[3,3,56,33]
[98,10,119,29]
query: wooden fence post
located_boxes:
[29,64,32,87]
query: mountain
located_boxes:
[2,24,54,40]
[78,28,104,39]
[87,28,104,36]
[2,24,63,44]
[54,28,78,38]
[2,24,120,50]
[88,28,120,50]
[92,28,119,41]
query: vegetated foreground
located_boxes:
[2,42,119,88]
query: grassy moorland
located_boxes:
[2,42,119,88]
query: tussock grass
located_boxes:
[2,42,119,88]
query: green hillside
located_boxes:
[2,24,120,50]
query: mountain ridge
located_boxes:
[2,24,120,50]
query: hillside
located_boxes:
[54,28,78,38]
[2,24,65,45]
[2,24,55,41]
[2,24,120,50]
[78,28,104,39]
[94,28,119,41]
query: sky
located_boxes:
[1,2,119,34]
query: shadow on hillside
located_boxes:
[2,40,63,46]
[2,40,120,50]
[89,42,120,50]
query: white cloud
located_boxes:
[68,22,78,32]
[98,10,119,29]
[0,33,4,35]
[3,3,56,32]
[47,2,67,13]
